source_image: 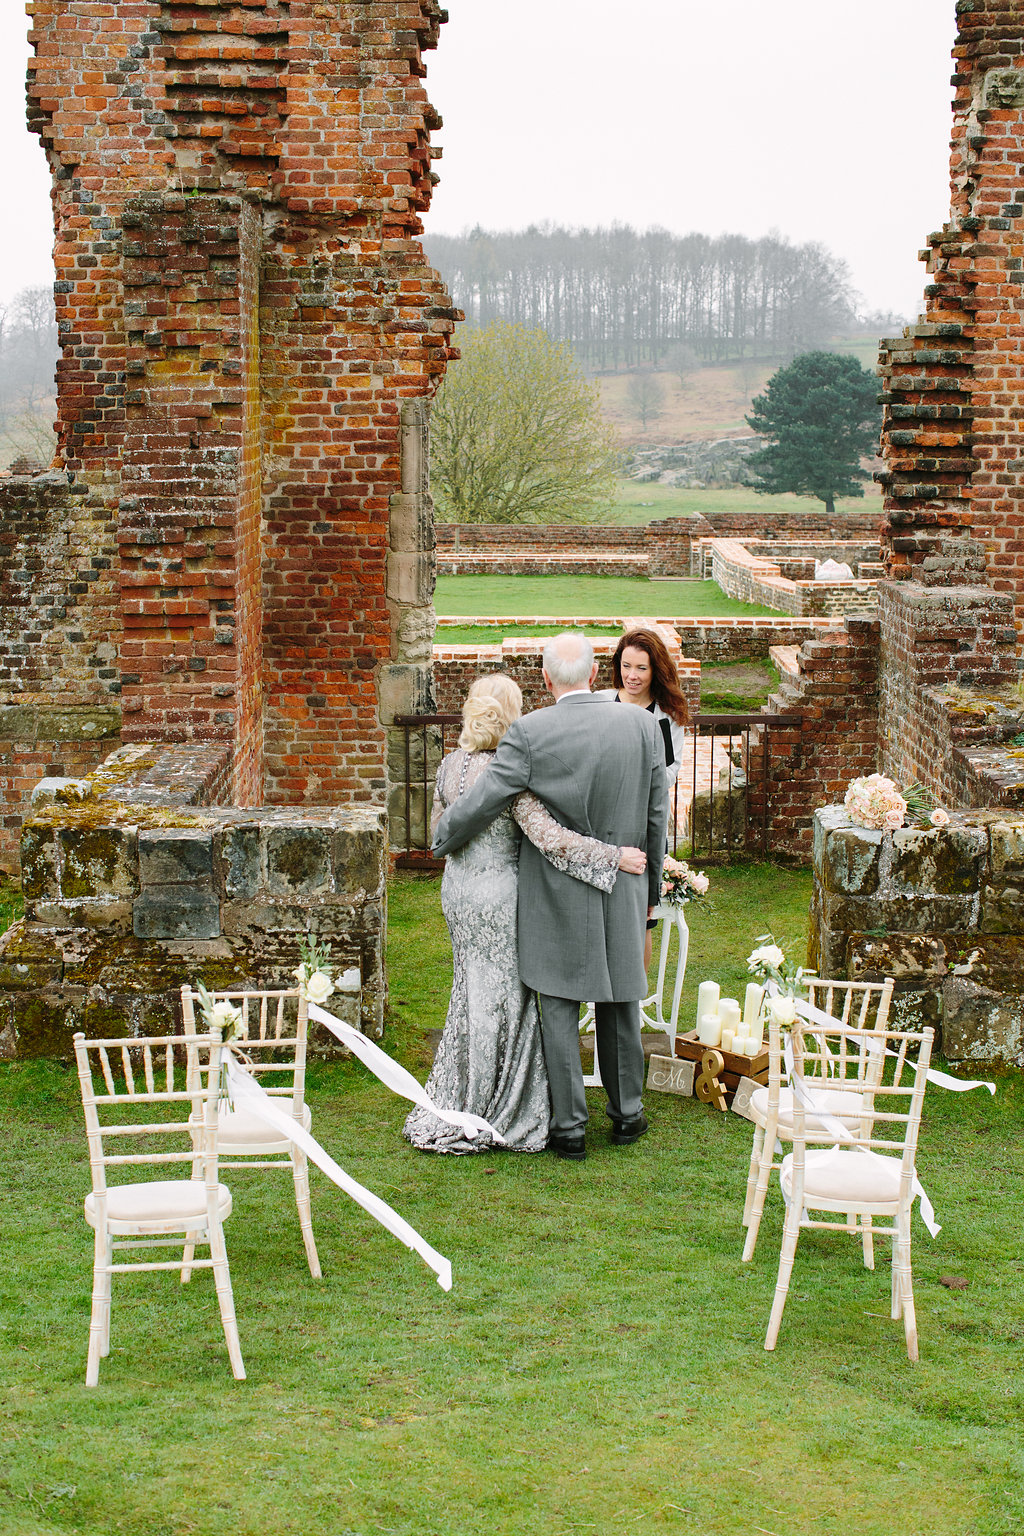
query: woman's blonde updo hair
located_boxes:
[459,673,523,752]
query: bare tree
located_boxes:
[625,373,665,430]
[430,321,620,524]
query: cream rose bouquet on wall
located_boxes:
[843,774,949,831]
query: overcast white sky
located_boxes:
[0,0,956,318]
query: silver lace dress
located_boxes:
[403,748,620,1154]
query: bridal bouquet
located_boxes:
[292,936,336,1006]
[843,773,949,831]
[660,855,710,906]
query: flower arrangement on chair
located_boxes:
[660,856,710,907]
[843,774,949,831]
[193,983,246,1100]
[292,936,336,1006]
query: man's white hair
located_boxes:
[542,632,595,688]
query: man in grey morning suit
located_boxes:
[432,633,668,1161]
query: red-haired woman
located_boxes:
[598,627,689,965]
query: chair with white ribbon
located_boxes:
[180,985,322,1278]
[73,1026,245,1388]
[741,976,894,1262]
[763,1017,935,1362]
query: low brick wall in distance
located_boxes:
[711,540,879,617]
[0,743,386,1059]
[434,615,842,665]
[433,631,701,720]
[811,806,1024,1065]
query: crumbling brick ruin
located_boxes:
[0,1,458,1053]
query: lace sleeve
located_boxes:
[511,791,619,893]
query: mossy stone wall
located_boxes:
[0,746,386,1059]
[810,806,1024,1066]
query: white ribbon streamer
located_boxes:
[765,982,997,1096]
[224,1055,452,1291]
[308,1002,505,1143]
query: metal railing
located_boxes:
[392,711,803,867]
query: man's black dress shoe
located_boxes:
[610,1113,649,1146]
[547,1132,587,1161]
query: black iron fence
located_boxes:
[392,711,803,868]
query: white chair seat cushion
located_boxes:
[749,1085,867,1134]
[216,1099,311,1149]
[780,1148,903,1207]
[85,1180,232,1227]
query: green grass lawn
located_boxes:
[435,575,779,620]
[2,865,1022,1535]
[594,477,882,525]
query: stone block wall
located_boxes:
[0,743,386,1058]
[810,806,1024,1066]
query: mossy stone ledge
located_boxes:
[0,746,387,1060]
[810,806,1024,1066]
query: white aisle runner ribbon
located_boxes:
[225,1055,452,1291]
[788,991,996,1097]
[308,1002,505,1143]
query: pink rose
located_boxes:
[884,808,904,831]
[930,807,950,827]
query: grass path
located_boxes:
[435,575,779,620]
[1,867,1021,1535]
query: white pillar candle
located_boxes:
[696,981,720,1030]
[718,997,741,1033]
[741,1036,760,1057]
[697,1013,722,1047]
[743,983,764,1031]
[720,1028,735,1054]
[748,1014,765,1045]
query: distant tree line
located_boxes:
[425,225,863,371]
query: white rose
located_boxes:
[930,807,950,827]
[291,963,307,986]
[304,970,335,1005]
[768,994,797,1024]
[748,943,785,971]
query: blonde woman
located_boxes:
[404,674,646,1154]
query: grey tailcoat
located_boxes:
[432,693,667,1001]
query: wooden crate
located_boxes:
[674,1029,769,1098]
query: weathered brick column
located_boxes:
[22,0,458,814]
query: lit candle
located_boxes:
[697,1013,722,1047]
[696,981,720,1031]
[720,1028,735,1054]
[718,997,741,1033]
[743,983,764,1032]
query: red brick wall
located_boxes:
[763,618,881,860]
[25,0,457,816]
